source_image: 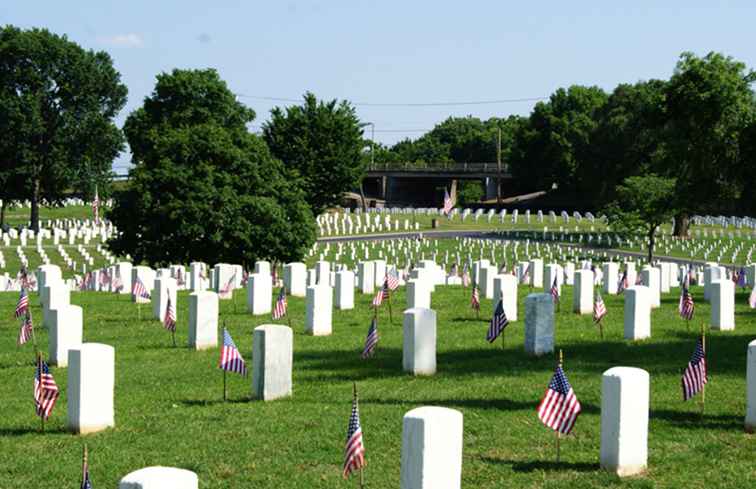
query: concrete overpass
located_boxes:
[362,162,515,206]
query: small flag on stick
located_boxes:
[343,384,366,480]
[361,317,379,359]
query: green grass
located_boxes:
[3,205,95,227]
[1,282,754,488]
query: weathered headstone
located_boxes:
[524,293,554,355]
[600,367,649,477]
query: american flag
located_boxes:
[682,338,707,401]
[99,269,111,289]
[272,287,287,320]
[163,293,176,332]
[219,328,247,376]
[342,391,366,479]
[486,299,509,343]
[749,287,756,309]
[462,263,471,287]
[92,185,100,225]
[372,279,389,307]
[34,357,60,420]
[79,272,92,291]
[471,285,480,311]
[536,365,582,435]
[15,288,29,318]
[386,268,400,290]
[550,277,560,303]
[442,188,454,216]
[737,267,747,288]
[18,314,34,346]
[361,317,379,359]
[132,277,150,299]
[617,270,628,293]
[241,269,249,287]
[678,283,695,320]
[220,272,236,297]
[521,263,531,285]
[112,272,123,293]
[593,290,607,323]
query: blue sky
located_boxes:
[3,1,755,172]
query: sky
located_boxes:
[2,1,756,173]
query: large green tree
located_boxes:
[510,85,608,203]
[263,93,365,215]
[604,175,678,262]
[660,52,756,235]
[0,26,127,230]
[108,69,315,267]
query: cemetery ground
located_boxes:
[1,283,754,487]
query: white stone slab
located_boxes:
[335,270,355,310]
[118,466,198,489]
[711,280,735,330]
[48,305,83,367]
[252,324,293,401]
[407,279,431,309]
[247,273,272,315]
[284,262,306,297]
[603,262,619,295]
[358,261,375,294]
[400,406,463,489]
[623,286,651,340]
[479,266,496,299]
[67,343,115,434]
[132,266,155,303]
[403,308,437,375]
[188,291,218,350]
[600,367,649,477]
[641,267,661,308]
[747,340,756,433]
[573,270,593,314]
[152,277,177,320]
[305,285,332,336]
[492,274,518,321]
[529,258,544,288]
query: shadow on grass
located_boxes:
[0,426,68,437]
[180,398,251,407]
[481,457,598,473]
[452,316,489,323]
[363,396,600,414]
[651,408,744,430]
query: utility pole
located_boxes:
[496,127,502,205]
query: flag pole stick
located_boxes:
[353,382,364,489]
[222,321,228,401]
[171,329,176,348]
[556,349,563,463]
[598,319,604,340]
[82,443,88,486]
[388,294,393,324]
[700,322,706,417]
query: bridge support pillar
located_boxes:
[380,176,388,200]
[485,178,498,201]
[450,179,458,203]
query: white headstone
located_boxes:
[400,406,463,489]
[403,308,437,375]
[479,266,497,300]
[603,262,619,295]
[573,270,593,314]
[358,261,375,294]
[492,274,518,321]
[188,291,218,350]
[374,259,387,287]
[524,293,554,355]
[67,343,115,434]
[189,262,206,292]
[623,286,651,340]
[529,258,544,288]
[48,305,83,367]
[305,285,332,336]
[132,266,155,303]
[640,267,661,308]
[152,277,177,320]
[710,280,735,330]
[600,367,649,477]
[703,263,722,302]
[247,273,272,315]
[252,324,293,401]
[118,467,198,489]
[284,262,307,297]
[746,340,756,433]
[335,270,355,310]
[406,279,431,309]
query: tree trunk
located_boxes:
[0,199,6,229]
[647,228,655,263]
[673,212,690,237]
[30,178,40,232]
[359,181,368,212]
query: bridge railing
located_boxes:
[367,162,511,173]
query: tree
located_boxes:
[510,85,608,203]
[660,52,756,236]
[456,180,484,205]
[108,69,315,267]
[604,175,677,262]
[0,26,127,230]
[263,93,365,215]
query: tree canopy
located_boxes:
[0,26,127,230]
[108,69,315,267]
[263,93,365,215]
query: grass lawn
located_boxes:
[0,282,754,487]
[3,205,95,228]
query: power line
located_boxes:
[236,93,547,107]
